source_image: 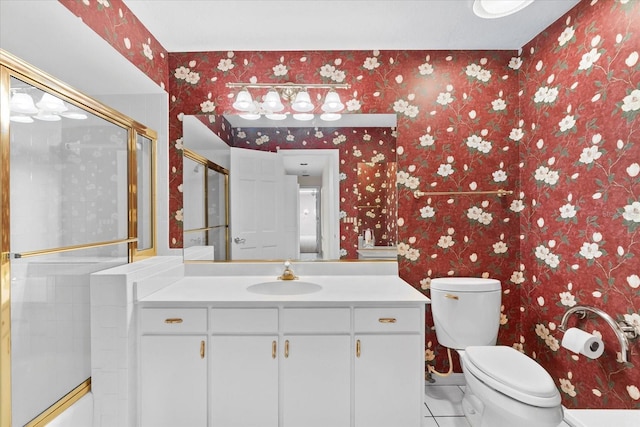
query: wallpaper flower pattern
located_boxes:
[519,0,640,409]
[166,48,524,378]
[64,0,640,409]
[59,0,169,90]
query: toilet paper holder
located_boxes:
[559,305,638,364]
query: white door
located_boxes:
[354,334,423,427]
[230,147,286,259]
[282,335,351,427]
[211,335,279,427]
[140,335,207,427]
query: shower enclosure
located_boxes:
[0,50,156,427]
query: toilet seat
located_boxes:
[462,346,561,408]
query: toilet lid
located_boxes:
[430,277,501,292]
[462,346,561,408]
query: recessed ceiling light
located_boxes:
[473,0,534,19]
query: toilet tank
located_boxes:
[430,277,502,349]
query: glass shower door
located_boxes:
[7,76,130,426]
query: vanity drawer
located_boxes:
[354,307,421,333]
[140,308,207,334]
[211,308,278,333]
[282,308,351,333]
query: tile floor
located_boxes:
[423,374,572,427]
[423,374,471,427]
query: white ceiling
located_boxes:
[124,0,580,52]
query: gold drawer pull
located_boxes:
[164,318,183,324]
[284,340,290,358]
[378,317,397,324]
[200,340,205,359]
[445,294,459,300]
[356,339,361,358]
[272,340,277,359]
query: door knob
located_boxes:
[233,237,246,244]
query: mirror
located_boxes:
[182,113,397,261]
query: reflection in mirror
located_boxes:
[136,134,154,252]
[356,162,398,260]
[182,114,397,261]
[183,148,229,261]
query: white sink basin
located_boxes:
[246,280,323,295]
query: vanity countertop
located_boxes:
[139,274,429,305]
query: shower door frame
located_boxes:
[0,49,157,427]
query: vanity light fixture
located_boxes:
[321,91,345,113]
[231,88,254,111]
[60,109,88,120]
[36,92,68,112]
[239,112,261,120]
[9,90,87,123]
[265,113,288,121]
[10,92,38,114]
[473,0,534,19]
[262,89,285,112]
[291,90,314,112]
[9,114,34,123]
[33,111,62,121]
[227,82,350,121]
[293,113,314,121]
[320,112,342,122]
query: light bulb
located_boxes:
[291,91,314,112]
[232,89,254,111]
[321,91,344,113]
[261,90,284,112]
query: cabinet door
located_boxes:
[354,334,423,427]
[282,335,351,427]
[211,335,279,427]
[140,335,207,427]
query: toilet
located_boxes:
[430,277,563,427]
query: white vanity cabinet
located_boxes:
[210,308,279,427]
[281,308,352,427]
[139,308,208,427]
[354,308,424,427]
[138,304,425,427]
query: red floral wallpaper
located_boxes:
[167,48,523,376]
[519,0,640,409]
[62,0,640,409]
[59,0,169,90]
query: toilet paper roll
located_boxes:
[561,327,605,359]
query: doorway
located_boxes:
[279,148,340,260]
[299,187,322,260]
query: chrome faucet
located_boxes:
[278,260,298,281]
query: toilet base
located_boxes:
[462,368,563,427]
